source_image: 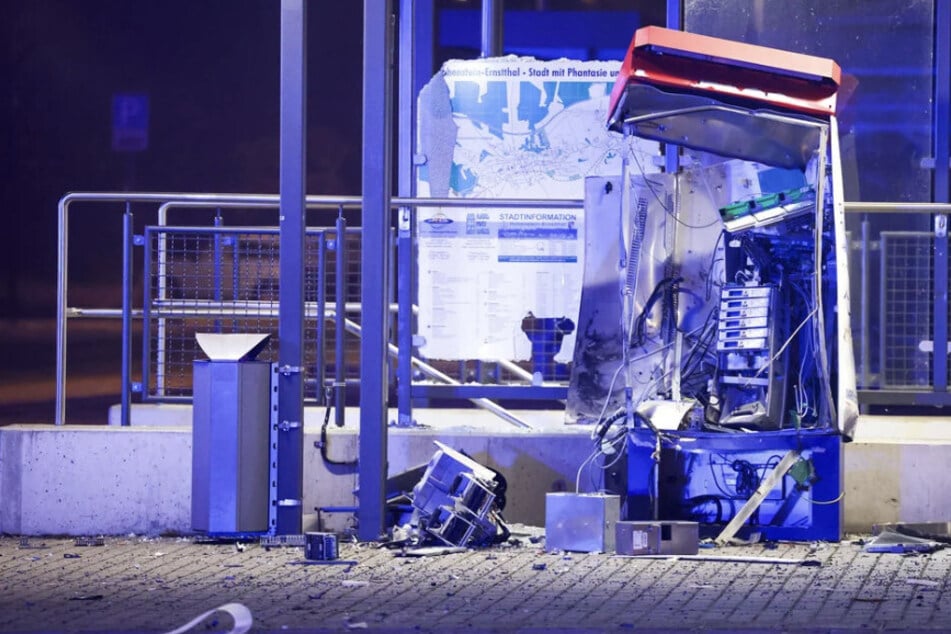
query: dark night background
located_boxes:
[0,1,369,423]
[1,1,365,318]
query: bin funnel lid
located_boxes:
[196,333,271,361]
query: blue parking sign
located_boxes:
[112,93,149,152]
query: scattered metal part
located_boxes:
[260,534,306,549]
[63,553,82,559]
[340,580,370,588]
[410,442,509,549]
[394,546,467,557]
[69,595,104,601]
[616,553,819,565]
[74,536,105,547]
[18,538,49,550]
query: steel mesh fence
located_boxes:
[143,222,570,407]
[880,231,933,388]
[145,226,362,402]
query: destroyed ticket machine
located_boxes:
[567,26,857,541]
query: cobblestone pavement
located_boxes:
[1,534,949,633]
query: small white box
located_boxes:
[615,521,699,556]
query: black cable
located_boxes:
[318,402,357,466]
[731,459,760,498]
[630,277,684,347]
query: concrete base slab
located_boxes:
[3,408,950,536]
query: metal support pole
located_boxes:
[860,216,870,388]
[276,0,306,535]
[664,0,682,176]
[932,0,950,392]
[481,0,503,58]
[934,214,948,391]
[213,211,223,332]
[335,213,347,428]
[396,0,427,428]
[359,0,394,542]
[316,233,327,406]
[396,206,414,427]
[121,205,133,427]
[935,0,950,205]
[665,0,682,30]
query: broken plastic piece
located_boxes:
[863,530,945,554]
[162,602,252,634]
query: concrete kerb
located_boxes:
[2,406,951,536]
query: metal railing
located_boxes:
[57,194,951,426]
[843,202,951,406]
[56,192,584,426]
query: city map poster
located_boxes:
[416,56,655,363]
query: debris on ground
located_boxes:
[394,546,467,557]
[873,522,951,545]
[340,580,370,588]
[386,441,511,551]
[863,530,945,554]
[163,602,252,634]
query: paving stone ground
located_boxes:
[1,533,949,633]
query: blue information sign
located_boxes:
[112,93,150,152]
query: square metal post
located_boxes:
[360,0,394,541]
[396,0,433,427]
[932,1,950,392]
[481,0,503,58]
[277,0,307,535]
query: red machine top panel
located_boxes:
[608,26,841,130]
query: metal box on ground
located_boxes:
[616,521,699,556]
[305,532,339,560]
[545,493,620,553]
[191,333,272,535]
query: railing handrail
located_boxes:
[843,202,951,213]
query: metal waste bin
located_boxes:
[191,333,272,534]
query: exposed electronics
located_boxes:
[719,186,815,233]
[716,285,787,429]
